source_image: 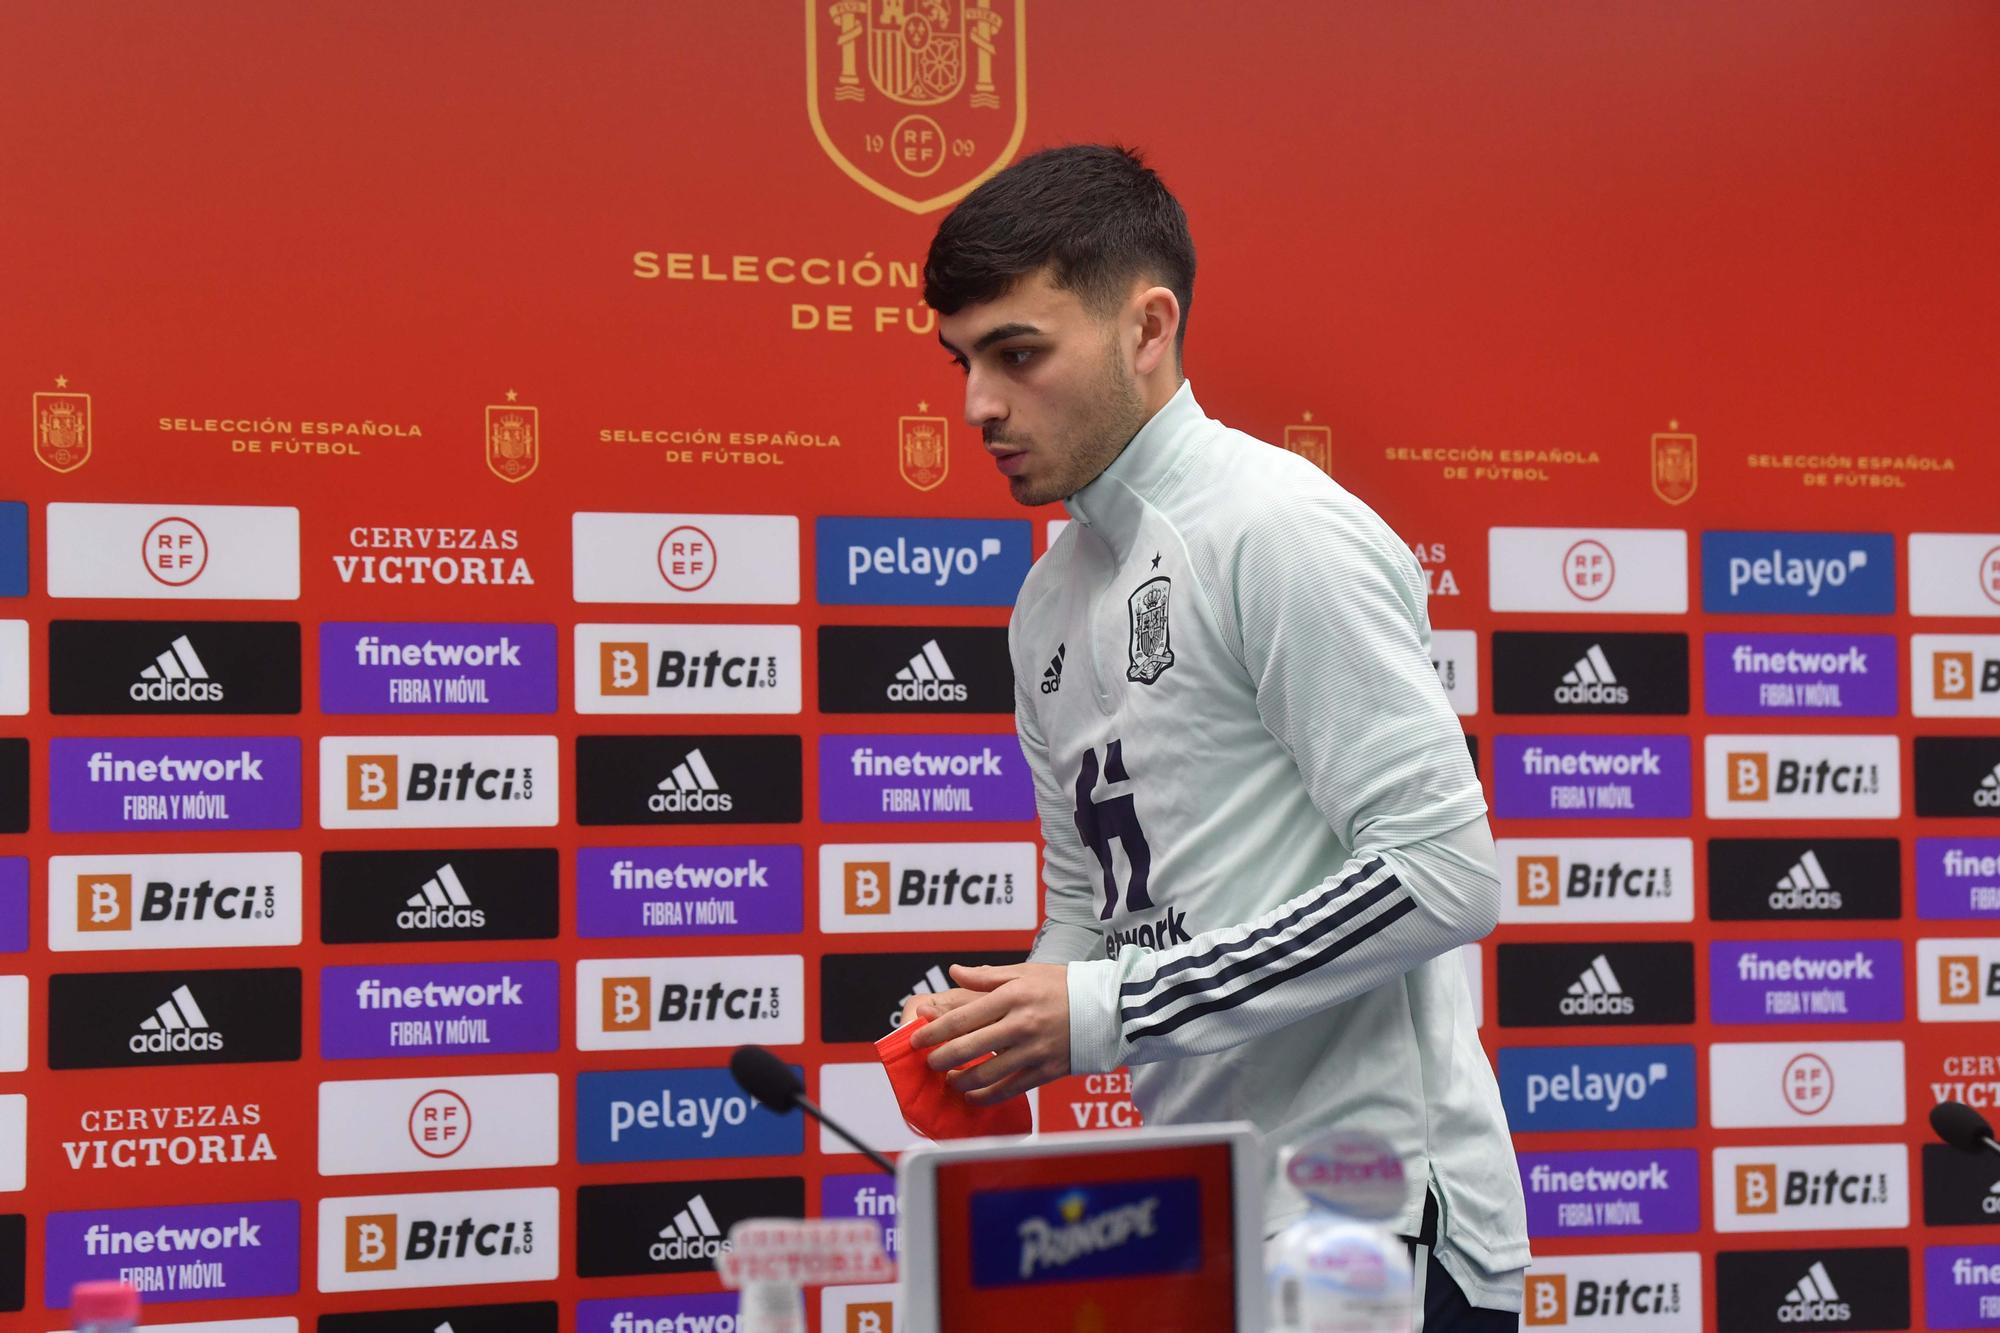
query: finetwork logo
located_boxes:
[574,1295,740,1333]
[320,622,558,715]
[572,512,800,605]
[321,961,560,1060]
[319,736,558,829]
[576,623,801,714]
[1710,942,1903,1025]
[815,516,1032,606]
[1705,735,1900,820]
[1492,736,1691,819]
[318,1188,558,1292]
[1713,1144,1908,1232]
[1497,838,1693,924]
[1927,1246,2000,1330]
[50,851,302,952]
[819,842,1037,933]
[1700,531,1895,615]
[1518,1150,1701,1239]
[1715,1247,1910,1333]
[1703,632,1897,718]
[576,956,803,1050]
[1520,1252,1700,1329]
[52,737,302,833]
[819,734,1036,823]
[44,1200,301,1307]
[575,1178,804,1277]
[1918,837,2000,921]
[576,845,804,939]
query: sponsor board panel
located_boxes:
[320,848,560,944]
[1920,939,2000,1021]
[1520,1250,1702,1330]
[0,739,23,833]
[1713,1246,1910,1333]
[1922,838,2000,920]
[0,976,24,1072]
[321,962,559,1060]
[1430,628,1478,716]
[575,1066,803,1164]
[1917,736,2000,818]
[316,1306,555,1333]
[1706,838,1901,920]
[1487,528,1689,613]
[0,858,26,952]
[0,1212,17,1312]
[821,950,1021,1043]
[48,620,302,715]
[815,517,1031,607]
[47,502,301,600]
[318,735,559,829]
[574,622,801,714]
[1495,837,1693,923]
[1912,634,2000,717]
[1704,631,1898,717]
[818,624,1014,714]
[1909,533,2000,617]
[1703,734,1901,820]
[575,1295,738,1333]
[320,621,557,715]
[576,955,804,1051]
[1708,1041,1906,1129]
[0,620,25,714]
[824,1174,904,1260]
[1700,531,1896,614]
[49,851,303,951]
[0,502,23,597]
[819,734,1039,824]
[1491,735,1691,820]
[318,1073,559,1176]
[572,512,800,605]
[1927,1245,2000,1330]
[574,734,802,826]
[823,1284,899,1333]
[50,737,302,833]
[1518,1149,1701,1239]
[1712,1143,1909,1233]
[0,1095,21,1192]
[45,1199,300,1305]
[1709,941,1904,1024]
[43,1078,286,1180]
[576,844,803,938]
[47,968,300,1070]
[1490,631,1689,715]
[55,1321,298,1333]
[818,841,1038,933]
[1922,1143,2000,1226]
[1498,1045,1697,1132]
[574,1176,804,1278]
[316,1187,559,1292]
[1496,942,1695,1028]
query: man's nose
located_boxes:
[963,368,1006,430]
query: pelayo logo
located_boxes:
[1713,1143,1908,1233]
[1709,941,1903,1024]
[1496,838,1693,924]
[44,1199,300,1307]
[576,845,803,939]
[1499,1045,1696,1131]
[321,961,559,1060]
[50,736,301,833]
[1704,632,1897,717]
[1519,1149,1700,1239]
[320,621,557,715]
[575,1177,804,1277]
[1700,531,1895,615]
[1492,736,1691,819]
[48,620,302,714]
[815,516,1031,607]
[47,967,300,1070]
[577,1066,802,1164]
[0,502,24,598]
[49,851,302,951]
[317,1187,558,1292]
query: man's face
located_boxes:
[937,267,1147,507]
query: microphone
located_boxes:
[731,1045,896,1174]
[1931,1100,2000,1156]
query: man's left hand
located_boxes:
[910,962,1071,1106]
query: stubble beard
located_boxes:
[1004,340,1148,508]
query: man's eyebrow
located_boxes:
[938,322,1043,358]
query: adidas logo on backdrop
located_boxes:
[1561,955,1635,1017]
[649,748,731,814]
[1554,644,1629,706]
[131,634,223,703]
[131,983,222,1054]
[1978,764,2000,809]
[888,639,968,704]
[1781,1261,1848,1323]
[649,1193,727,1263]
[398,863,486,931]
[1041,644,1066,694]
[1771,849,1842,912]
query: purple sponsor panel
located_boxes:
[320,621,557,714]
[1921,838,2000,921]
[1519,1149,1700,1240]
[1492,735,1691,820]
[576,844,803,938]
[45,1199,299,1306]
[1709,940,1904,1024]
[578,1293,739,1333]
[321,960,559,1059]
[820,733,1035,824]
[1929,1246,2000,1330]
[823,1172,902,1258]
[49,736,301,832]
[0,857,23,952]
[1704,633,1898,717]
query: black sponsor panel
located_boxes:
[1714,1246,1908,1332]
[47,967,301,1069]
[48,620,302,714]
[575,734,802,825]
[1491,631,1689,715]
[1495,942,1694,1027]
[1466,733,1478,774]
[320,847,560,943]
[1917,736,2000,817]
[1923,1142,2000,1225]
[818,625,1014,713]
[0,1214,20,1312]
[0,739,22,833]
[319,1303,559,1333]
[576,1177,803,1277]
[1707,838,1902,920]
[821,949,1020,1043]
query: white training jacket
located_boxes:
[1015,379,1530,1309]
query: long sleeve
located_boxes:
[1015,634,1106,966]
[1063,490,1497,1072]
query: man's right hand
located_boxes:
[900,986,976,1028]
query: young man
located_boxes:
[906,145,1529,1328]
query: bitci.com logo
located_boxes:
[1915,636,2000,718]
[1496,838,1693,924]
[50,851,302,952]
[576,955,803,1050]
[1705,735,1900,820]
[575,623,802,714]
[819,842,1038,933]
[320,736,558,829]
[1920,939,2000,1021]
[319,1188,558,1291]
[1713,1143,1908,1232]
[1521,1251,1700,1329]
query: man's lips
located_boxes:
[992,450,1029,476]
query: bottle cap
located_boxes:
[71,1279,140,1323]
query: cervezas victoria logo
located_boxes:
[807,0,1027,215]
[333,523,535,587]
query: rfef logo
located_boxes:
[1492,736,1691,819]
[575,623,801,714]
[319,736,558,829]
[575,845,803,939]
[1914,635,2000,717]
[44,1199,300,1307]
[819,734,1038,823]
[1709,941,1903,1024]
[1713,1247,1909,1333]
[818,624,1015,713]
[1714,1144,1907,1232]
[318,1074,558,1177]
[1499,1045,1696,1131]
[1909,532,2000,617]
[317,1188,558,1292]
[1707,1041,1906,1129]
[1705,735,1900,820]
[577,1066,803,1164]
[49,620,302,715]
[1487,528,1689,614]
[1497,943,1695,1027]
[49,851,302,951]
[575,1177,804,1277]
[1919,939,2000,1021]
[1520,1251,1700,1329]
[819,842,1037,933]
[1700,531,1895,614]
[1919,837,2000,920]
[1915,736,2000,818]
[47,502,301,600]
[575,734,803,826]
[321,962,559,1060]
[815,517,1031,607]
[1497,838,1693,924]
[320,848,559,943]
[572,512,799,604]
[1703,632,1897,717]
[319,622,557,715]
[1519,1150,1700,1239]
[576,955,803,1050]
[1491,632,1689,715]
[51,736,301,832]
[1706,839,1901,920]
[47,967,300,1070]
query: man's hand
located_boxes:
[899,986,976,1028]
[910,962,1070,1106]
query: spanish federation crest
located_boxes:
[486,398,539,483]
[1127,576,1175,685]
[899,404,949,490]
[34,379,92,473]
[1650,419,1696,505]
[1283,412,1332,474]
[808,0,1028,215]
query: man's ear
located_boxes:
[1132,284,1182,376]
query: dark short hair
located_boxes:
[924,144,1195,351]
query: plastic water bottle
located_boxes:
[71,1280,141,1332]
[1266,1130,1414,1333]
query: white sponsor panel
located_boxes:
[818,842,1039,933]
[1045,519,1069,549]
[318,1073,560,1176]
[1920,938,2000,1021]
[1913,634,2000,717]
[1462,942,1484,1029]
[48,502,300,600]
[818,1061,1041,1155]
[48,851,302,952]
[1497,838,1694,923]
[1703,734,1901,819]
[0,620,25,715]
[316,1186,558,1292]
[1488,527,1688,614]
[574,623,802,714]
[1520,1251,1701,1330]
[572,512,799,605]
[0,1093,22,1192]
[824,1283,900,1333]
[1431,628,1479,716]
[1712,1143,1908,1233]
[1910,533,2000,617]
[318,735,559,829]
[0,976,25,1072]
[1708,1041,1906,1128]
[51,1322,298,1333]
[576,955,803,1051]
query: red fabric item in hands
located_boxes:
[875,1015,1032,1141]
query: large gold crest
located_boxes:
[808,0,1028,215]
[486,400,539,483]
[34,384,92,473]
